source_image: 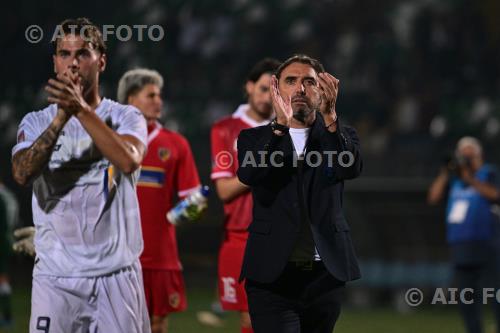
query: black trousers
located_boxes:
[451,240,500,333]
[245,261,345,333]
[455,265,500,333]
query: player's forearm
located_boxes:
[468,179,500,201]
[76,110,144,174]
[427,171,449,205]
[12,109,69,186]
[215,177,249,203]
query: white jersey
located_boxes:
[12,98,148,277]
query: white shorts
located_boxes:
[30,261,151,333]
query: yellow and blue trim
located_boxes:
[103,166,115,199]
[138,166,165,188]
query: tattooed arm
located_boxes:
[46,71,146,174]
[12,108,71,186]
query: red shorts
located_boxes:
[142,269,187,317]
[218,231,249,311]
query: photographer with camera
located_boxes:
[428,136,500,333]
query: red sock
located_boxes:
[241,327,254,333]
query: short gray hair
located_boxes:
[117,68,164,104]
[456,136,483,157]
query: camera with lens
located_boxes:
[443,154,473,178]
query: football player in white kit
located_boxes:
[11,18,151,333]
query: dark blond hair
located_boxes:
[52,17,106,54]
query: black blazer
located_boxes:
[237,113,362,283]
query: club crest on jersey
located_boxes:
[158,147,171,162]
[169,292,181,309]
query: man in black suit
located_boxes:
[237,54,362,333]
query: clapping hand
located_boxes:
[45,70,91,116]
[318,72,339,130]
[270,75,293,127]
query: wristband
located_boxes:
[270,119,290,135]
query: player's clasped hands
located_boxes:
[45,69,90,116]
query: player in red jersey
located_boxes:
[211,58,280,333]
[118,69,201,333]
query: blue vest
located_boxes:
[446,165,496,244]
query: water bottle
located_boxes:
[167,186,210,225]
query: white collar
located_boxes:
[289,127,310,134]
[232,104,270,128]
[147,121,163,144]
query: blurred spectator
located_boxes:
[428,137,500,333]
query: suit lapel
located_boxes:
[280,132,295,163]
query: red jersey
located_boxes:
[210,104,270,231]
[138,122,200,270]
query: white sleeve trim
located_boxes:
[178,185,201,198]
[210,171,234,180]
[117,129,148,147]
[11,141,33,158]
